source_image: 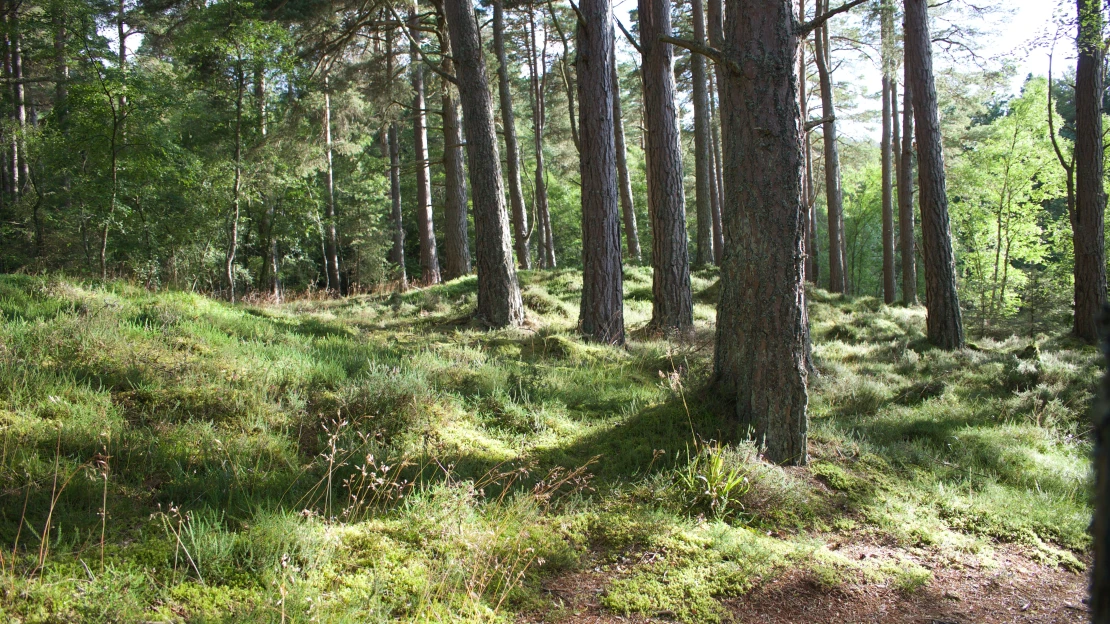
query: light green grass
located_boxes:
[0,272,1097,622]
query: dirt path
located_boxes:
[520,543,1090,623]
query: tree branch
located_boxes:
[805,115,834,131]
[386,3,458,85]
[796,0,870,36]
[659,36,740,74]
[615,17,641,55]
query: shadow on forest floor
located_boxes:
[0,271,1097,622]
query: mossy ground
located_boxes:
[0,270,1097,622]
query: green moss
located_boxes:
[0,275,1096,622]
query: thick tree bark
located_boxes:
[612,43,642,264]
[898,65,917,305]
[1073,0,1107,343]
[323,75,342,293]
[690,0,714,267]
[444,0,525,327]
[577,0,624,345]
[905,0,963,349]
[639,0,693,330]
[410,15,441,285]
[493,0,532,270]
[441,55,472,279]
[714,0,808,466]
[814,1,845,293]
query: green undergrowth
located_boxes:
[0,272,1097,622]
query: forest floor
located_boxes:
[0,269,1099,623]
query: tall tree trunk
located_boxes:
[385,29,408,290]
[323,74,342,293]
[11,12,26,196]
[4,15,17,205]
[814,0,845,293]
[612,42,642,264]
[225,64,244,302]
[807,132,819,285]
[388,123,408,290]
[492,0,531,269]
[690,0,714,267]
[905,0,963,349]
[799,0,815,283]
[898,64,917,305]
[443,0,525,327]
[639,0,693,330]
[577,0,624,345]
[714,0,808,466]
[410,15,442,285]
[880,0,895,304]
[1073,0,1107,343]
[708,73,724,265]
[440,21,472,279]
[528,7,556,269]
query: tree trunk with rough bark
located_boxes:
[798,0,816,283]
[880,0,895,304]
[435,4,472,280]
[713,0,808,466]
[691,0,714,267]
[442,75,472,279]
[905,0,963,349]
[410,15,441,285]
[577,0,624,345]
[898,64,917,305]
[493,0,531,270]
[639,0,692,330]
[444,0,525,327]
[881,77,895,303]
[385,29,408,290]
[1072,0,1107,343]
[814,1,845,294]
[612,43,642,264]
